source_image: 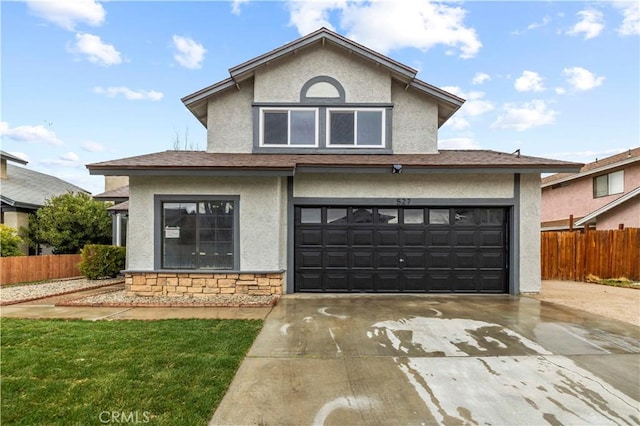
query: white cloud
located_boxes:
[513,15,551,35]
[441,86,494,117]
[491,100,557,131]
[563,67,605,91]
[528,15,551,31]
[68,33,122,66]
[613,1,640,36]
[471,72,490,85]
[443,116,470,131]
[514,71,545,92]
[567,9,604,40]
[26,0,105,31]
[93,86,164,101]
[438,137,481,150]
[41,152,82,167]
[287,1,340,34]
[231,0,250,15]
[81,141,106,152]
[172,35,206,69]
[287,0,482,58]
[555,87,567,95]
[0,121,64,146]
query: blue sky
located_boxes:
[1,0,639,194]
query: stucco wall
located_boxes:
[205,43,442,155]
[541,163,640,222]
[390,81,439,154]
[254,44,391,103]
[127,175,286,271]
[519,173,542,293]
[2,211,30,254]
[105,176,129,192]
[597,196,640,230]
[293,173,514,199]
[207,79,254,153]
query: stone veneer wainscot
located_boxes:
[125,272,284,297]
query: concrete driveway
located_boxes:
[211,295,639,425]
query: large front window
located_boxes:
[162,200,235,269]
[261,108,318,146]
[328,109,384,147]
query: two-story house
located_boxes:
[541,147,640,231]
[87,28,579,298]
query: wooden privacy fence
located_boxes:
[541,228,640,281]
[0,254,82,285]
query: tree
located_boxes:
[28,192,112,254]
[0,224,24,256]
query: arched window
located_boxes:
[300,76,345,103]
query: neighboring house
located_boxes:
[541,147,640,231]
[0,150,89,254]
[87,28,579,298]
[93,176,129,247]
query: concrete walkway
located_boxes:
[211,294,640,425]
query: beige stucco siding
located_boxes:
[205,44,444,154]
[127,175,286,271]
[391,81,439,154]
[207,79,254,153]
[2,211,30,254]
[293,173,514,199]
[254,44,391,103]
[519,173,542,293]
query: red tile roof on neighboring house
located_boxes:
[542,147,640,185]
[87,150,581,175]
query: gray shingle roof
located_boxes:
[1,164,89,209]
[94,185,130,201]
[87,150,582,175]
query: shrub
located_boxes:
[78,245,126,279]
[29,192,112,254]
[0,224,24,257]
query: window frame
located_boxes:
[154,195,240,271]
[326,107,386,148]
[593,170,624,198]
[259,107,319,147]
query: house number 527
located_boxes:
[396,198,411,205]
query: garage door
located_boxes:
[294,206,508,293]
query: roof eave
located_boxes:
[87,167,295,177]
[228,28,417,83]
[542,156,640,188]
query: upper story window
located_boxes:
[254,75,391,153]
[260,108,318,147]
[593,170,624,198]
[328,108,384,147]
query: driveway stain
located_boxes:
[369,316,640,425]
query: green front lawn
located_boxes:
[1,318,262,425]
